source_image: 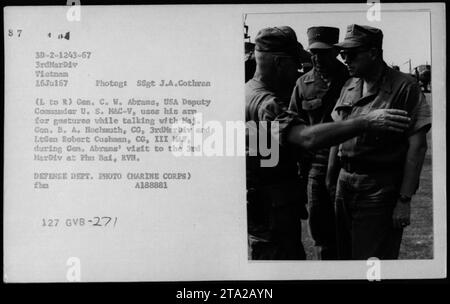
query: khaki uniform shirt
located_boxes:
[331,64,431,168]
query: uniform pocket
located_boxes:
[302,98,323,111]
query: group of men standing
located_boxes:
[245,24,431,260]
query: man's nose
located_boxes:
[311,55,320,64]
[342,54,351,64]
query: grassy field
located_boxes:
[301,93,433,260]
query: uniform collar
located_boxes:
[345,77,362,92]
[346,62,393,95]
[302,69,317,84]
[303,61,348,84]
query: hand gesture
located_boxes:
[363,109,411,133]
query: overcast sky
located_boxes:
[245,10,431,73]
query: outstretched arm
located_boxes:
[287,108,411,150]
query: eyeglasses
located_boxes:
[309,49,334,56]
[339,48,370,61]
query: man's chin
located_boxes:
[347,69,357,77]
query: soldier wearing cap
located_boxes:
[246,26,411,260]
[328,24,431,259]
[246,26,309,260]
[287,26,349,259]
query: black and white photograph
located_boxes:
[244,9,434,261]
[2,2,446,285]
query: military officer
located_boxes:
[288,26,349,259]
[246,26,411,260]
[329,24,431,259]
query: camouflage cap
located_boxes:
[307,26,340,50]
[254,26,309,60]
[335,24,383,49]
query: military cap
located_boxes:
[254,26,308,60]
[307,26,340,50]
[335,24,383,49]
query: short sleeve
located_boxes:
[331,89,349,122]
[331,107,343,122]
[276,114,306,147]
[257,96,284,122]
[404,84,432,136]
[259,97,305,147]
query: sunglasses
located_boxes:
[309,48,334,56]
[339,48,370,61]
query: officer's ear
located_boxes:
[369,47,382,60]
[273,55,283,67]
[273,55,288,72]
